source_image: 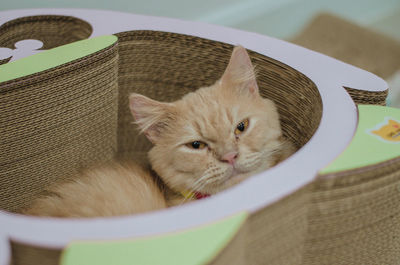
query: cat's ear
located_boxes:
[389,120,398,126]
[221,45,259,95]
[129,93,175,143]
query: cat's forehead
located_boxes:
[179,85,237,120]
[172,85,250,140]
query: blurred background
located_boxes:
[1,0,400,106]
[1,0,399,40]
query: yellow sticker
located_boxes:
[369,118,400,143]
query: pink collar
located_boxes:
[181,190,210,200]
[194,191,210,200]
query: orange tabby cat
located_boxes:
[24,46,294,217]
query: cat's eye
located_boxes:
[235,119,249,135]
[187,141,207,150]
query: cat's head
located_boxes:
[129,46,283,197]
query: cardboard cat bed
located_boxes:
[0,9,399,265]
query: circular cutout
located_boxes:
[14,39,43,50]
[0,31,322,213]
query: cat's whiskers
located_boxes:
[238,143,283,173]
[240,152,263,171]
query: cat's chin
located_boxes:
[227,172,250,187]
[220,161,275,191]
[200,171,251,195]
[182,156,279,196]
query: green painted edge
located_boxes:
[0,35,118,83]
[60,212,248,265]
[320,104,400,175]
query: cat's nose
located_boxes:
[221,152,238,165]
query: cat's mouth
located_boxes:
[230,167,241,177]
[224,166,252,186]
[229,161,261,178]
[189,163,261,196]
[226,164,247,178]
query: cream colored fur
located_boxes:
[24,162,166,217]
[25,46,294,217]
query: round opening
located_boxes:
[0,30,322,214]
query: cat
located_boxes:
[24,46,295,217]
[371,119,400,142]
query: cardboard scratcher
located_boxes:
[0,9,399,265]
